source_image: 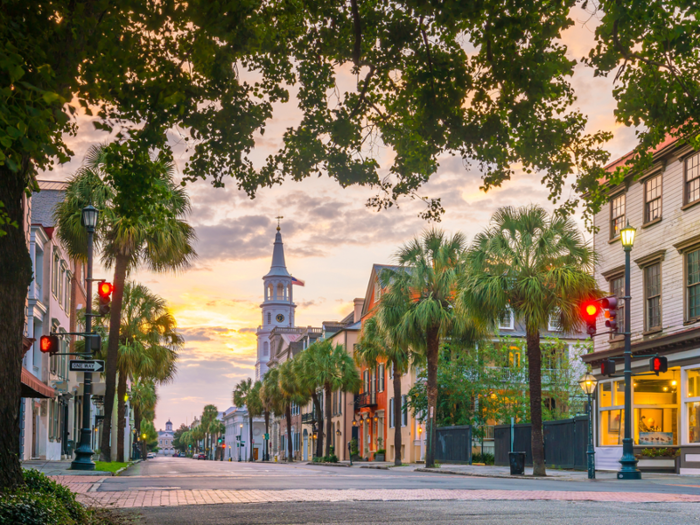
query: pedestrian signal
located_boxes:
[601,296,619,331]
[650,356,668,375]
[98,281,114,315]
[40,335,59,354]
[601,359,616,377]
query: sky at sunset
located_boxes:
[41,6,641,432]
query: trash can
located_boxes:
[509,451,526,475]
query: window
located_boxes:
[599,380,626,445]
[498,307,514,330]
[263,341,269,357]
[644,174,662,223]
[547,309,561,332]
[389,399,394,428]
[267,312,271,325]
[52,253,59,296]
[687,368,700,444]
[685,151,700,205]
[378,364,385,392]
[65,272,72,312]
[610,275,625,335]
[363,370,369,393]
[401,395,408,427]
[687,248,700,320]
[610,193,626,239]
[644,263,661,331]
[58,265,64,309]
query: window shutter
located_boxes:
[389,399,394,428]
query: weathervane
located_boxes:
[276,216,283,231]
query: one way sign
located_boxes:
[69,360,105,373]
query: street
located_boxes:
[61,457,700,524]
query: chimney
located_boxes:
[353,298,364,323]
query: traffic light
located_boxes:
[601,296,619,331]
[581,299,602,336]
[217,438,222,444]
[650,356,668,375]
[601,359,616,377]
[98,281,114,315]
[39,335,59,354]
[87,333,101,352]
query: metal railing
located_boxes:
[354,391,377,408]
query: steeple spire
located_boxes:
[265,223,291,278]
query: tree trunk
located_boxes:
[116,371,127,462]
[392,365,403,466]
[249,415,254,461]
[424,327,440,468]
[324,384,332,457]
[285,405,293,462]
[0,165,33,489]
[264,412,270,461]
[526,326,546,476]
[100,254,129,461]
[134,406,142,459]
[311,392,323,458]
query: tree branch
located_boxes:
[350,0,362,67]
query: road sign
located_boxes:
[263,433,269,440]
[69,360,105,373]
[236,435,241,441]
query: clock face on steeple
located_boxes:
[276,314,285,323]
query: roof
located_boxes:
[37,180,68,191]
[600,134,682,184]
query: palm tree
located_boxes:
[306,340,361,457]
[55,144,196,462]
[380,229,482,468]
[277,360,306,461]
[294,352,324,458]
[459,205,598,476]
[130,380,157,459]
[258,378,276,461]
[93,282,181,461]
[201,405,220,459]
[356,315,411,466]
[233,378,262,462]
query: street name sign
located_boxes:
[69,360,105,373]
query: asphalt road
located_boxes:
[127,500,700,525]
[107,457,700,496]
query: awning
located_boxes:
[21,367,55,399]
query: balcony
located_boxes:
[301,412,317,424]
[354,391,377,408]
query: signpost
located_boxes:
[69,360,105,373]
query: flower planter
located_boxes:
[637,458,676,468]
[374,454,385,462]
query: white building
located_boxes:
[583,137,700,474]
[255,225,301,381]
[223,406,265,461]
[157,420,175,455]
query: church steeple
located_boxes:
[265,227,291,278]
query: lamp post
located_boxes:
[239,423,243,462]
[618,222,642,480]
[71,205,99,470]
[579,372,598,479]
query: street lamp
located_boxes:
[578,372,598,479]
[71,205,99,471]
[618,221,641,480]
[239,423,243,462]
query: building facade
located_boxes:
[223,407,265,461]
[583,138,700,474]
[157,420,175,455]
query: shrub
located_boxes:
[472,452,495,465]
[375,449,386,455]
[0,489,74,525]
[22,469,88,523]
[327,455,338,463]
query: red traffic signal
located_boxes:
[98,281,113,315]
[581,300,601,336]
[650,356,668,375]
[601,359,616,377]
[98,281,114,298]
[39,335,59,354]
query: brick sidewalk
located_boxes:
[54,483,700,508]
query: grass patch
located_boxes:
[93,461,129,473]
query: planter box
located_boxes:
[637,458,676,468]
[374,454,385,462]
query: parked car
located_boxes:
[147,452,155,459]
[195,453,206,460]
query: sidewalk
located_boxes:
[415,464,695,481]
[23,459,119,477]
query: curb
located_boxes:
[305,462,352,468]
[114,459,141,477]
[359,465,389,470]
[413,467,587,481]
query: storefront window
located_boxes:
[601,409,624,445]
[600,382,612,408]
[687,368,700,444]
[632,373,679,445]
[688,402,700,443]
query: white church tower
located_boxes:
[255,223,297,380]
